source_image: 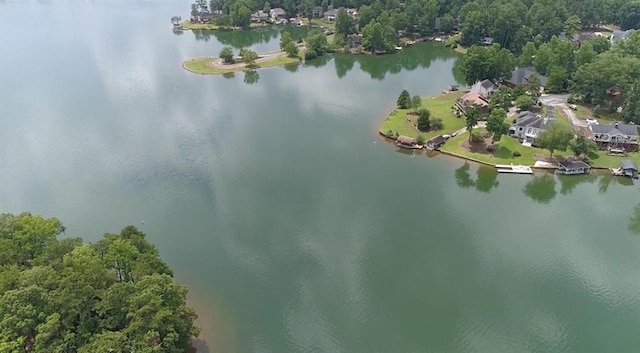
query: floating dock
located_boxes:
[495,164,534,174]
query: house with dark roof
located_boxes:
[589,122,639,151]
[470,79,498,99]
[507,110,554,146]
[610,29,636,44]
[557,160,591,175]
[345,34,362,48]
[503,67,548,91]
[427,135,447,150]
[323,9,339,22]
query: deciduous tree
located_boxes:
[219,46,235,63]
[536,122,574,158]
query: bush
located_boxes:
[470,130,484,143]
[486,145,494,152]
[304,50,318,60]
[512,150,521,157]
[416,135,426,145]
[386,130,394,137]
[430,117,444,130]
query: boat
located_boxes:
[495,164,534,174]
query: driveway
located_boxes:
[538,94,588,130]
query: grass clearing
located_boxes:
[310,18,335,30]
[183,54,302,75]
[572,103,619,123]
[379,92,465,140]
[440,133,554,165]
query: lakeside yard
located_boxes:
[183,52,302,74]
[379,91,465,140]
[440,128,640,169]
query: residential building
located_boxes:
[556,160,591,175]
[610,29,636,44]
[396,135,418,149]
[324,9,339,22]
[507,110,554,146]
[251,10,269,22]
[455,91,489,114]
[345,34,362,48]
[503,67,548,91]
[270,8,287,20]
[589,122,639,151]
[469,79,498,99]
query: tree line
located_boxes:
[0,213,199,353]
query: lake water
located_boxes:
[2,1,640,352]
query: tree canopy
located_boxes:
[0,213,199,353]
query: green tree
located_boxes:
[417,108,431,131]
[305,30,329,59]
[411,95,422,112]
[570,134,598,158]
[619,1,640,30]
[430,117,444,130]
[536,122,574,158]
[622,82,640,124]
[358,5,376,29]
[486,108,509,142]
[397,89,411,109]
[519,42,537,67]
[465,106,481,141]
[230,3,251,28]
[263,1,271,14]
[321,0,328,12]
[301,0,315,18]
[489,86,513,110]
[280,31,294,51]
[219,46,235,63]
[576,41,596,68]
[546,66,568,93]
[416,135,426,145]
[460,45,514,85]
[563,15,582,37]
[439,14,455,33]
[335,8,356,35]
[515,95,535,111]
[284,41,299,57]
[240,48,259,67]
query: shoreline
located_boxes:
[183,51,302,75]
[376,92,632,171]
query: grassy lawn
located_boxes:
[571,103,619,123]
[183,54,301,75]
[440,133,549,165]
[379,92,465,140]
[310,18,335,30]
[588,150,640,168]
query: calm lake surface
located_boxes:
[2,1,640,352]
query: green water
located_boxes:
[2,1,640,353]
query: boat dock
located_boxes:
[495,164,534,174]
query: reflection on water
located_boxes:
[523,174,557,204]
[191,26,308,48]
[243,70,259,84]
[283,62,300,73]
[629,203,640,234]
[558,174,597,195]
[453,163,498,192]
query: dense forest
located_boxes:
[0,213,199,353]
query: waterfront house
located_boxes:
[557,160,591,175]
[589,122,639,151]
[503,67,548,91]
[251,10,269,22]
[191,11,219,23]
[610,29,636,44]
[345,34,362,49]
[480,37,494,46]
[270,8,287,20]
[616,160,639,178]
[396,135,418,149]
[507,110,553,146]
[427,135,447,150]
[469,79,498,99]
[455,91,489,114]
[324,9,339,22]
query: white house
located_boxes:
[508,110,555,146]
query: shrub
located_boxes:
[416,135,426,145]
[430,117,444,130]
[304,50,318,60]
[486,145,494,152]
[386,130,394,137]
[512,150,521,157]
[470,130,483,143]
